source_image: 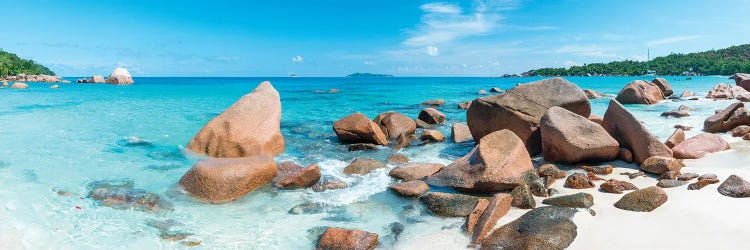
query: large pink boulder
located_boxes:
[187,81,285,157]
[467,77,590,155]
[615,80,664,104]
[333,112,388,145]
[179,156,277,203]
[672,133,730,159]
[704,102,750,132]
[105,67,134,84]
[540,106,619,164]
[601,99,672,165]
[428,129,533,192]
[731,73,750,91]
[373,111,416,139]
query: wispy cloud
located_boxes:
[646,35,701,47]
[291,55,303,63]
[403,1,507,47]
[554,45,618,58]
[426,46,440,56]
[513,25,559,31]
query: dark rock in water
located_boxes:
[600,179,637,194]
[688,178,720,190]
[344,158,386,175]
[22,169,38,182]
[677,173,699,181]
[510,184,535,209]
[490,87,504,93]
[0,160,9,169]
[718,175,750,198]
[317,227,378,250]
[414,119,432,129]
[614,186,667,212]
[385,222,405,242]
[307,226,329,245]
[148,148,188,162]
[146,219,183,232]
[418,108,446,125]
[289,203,327,214]
[420,192,480,217]
[661,110,689,118]
[674,124,693,131]
[480,206,577,250]
[145,164,183,171]
[87,179,172,213]
[160,230,193,241]
[400,204,425,224]
[421,99,445,106]
[542,192,594,208]
[565,173,594,189]
[657,179,689,188]
[348,143,378,151]
[116,137,154,148]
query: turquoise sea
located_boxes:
[0,76,740,249]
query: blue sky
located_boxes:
[3,0,749,76]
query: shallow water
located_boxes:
[0,76,740,249]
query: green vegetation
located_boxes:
[0,50,54,77]
[524,44,750,76]
[346,72,394,78]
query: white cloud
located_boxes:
[291,55,303,63]
[420,2,461,14]
[403,1,505,47]
[426,46,440,56]
[555,45,617,58]
[363,60,375,65]
[646,35,701,47]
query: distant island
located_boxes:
[523,44,750,77]
[0,49,54,77]
[346,73,394,78]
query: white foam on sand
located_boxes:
[398,136,750,250]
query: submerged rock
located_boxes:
[348,143,378,151]
[87,179,171,212]
[480,206,577,250]
[420,192,480,217]
[179,156,277,203]
[187,81,285,157]
[540,106,619,164]
[614,186,668,212]
[718,175,750,198]
[467,77,590,155]
[344,158,386,175]
[421,99,445,106]
[672,133,730,159]
[541,192,594,209]
[312,178,348,192]
[333,112,388,145]
[317,227,378,250]
[601,99,672,164]
[428,129,533,192]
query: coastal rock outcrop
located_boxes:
[600,179,638,194]
[421,99,445,106]
[541,192,594,209]
[651,78,673,96]
[373,112,417,139]
[601,99,672,164]
[615,80,664,104]
[187,81,285,157]
[731,73,750,91]
[703,102,750,132]
[671,133,730,159]
[333,112,388,145]
[565,173,595,189]
[665,128,685,148]
[10,82,28,89]
[583,89,606,99]
[480,206,577,250]
[420,129,445,143]
[344,158,386,175]
[510,184,535,209]
[451,123,473,143]
[466,77,590,154]
[317,227,378,250]
[274,163,321,188]
[466,199,489,235]
[706,83,748,99]
[718,175,750,198]
[389,163,444,181]
[640,156,684,174]
[105,67,134,84]
[428,129,533,192]
[2,74,62,83]
[418,108,446,125]
[471,194,512,244]
[613,186,667,212]
[178,156,277,203]
[540,106,619,164]
[389,180,429,197]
